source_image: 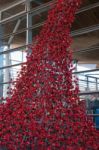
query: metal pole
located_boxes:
[26,0,32,53]
[74,69,99,74]
[4,19,21,97]
[8,19,21,45]
[86,76,89,91]
[3,46,11,98]
[96,78,98,91]
[0,24,3,97]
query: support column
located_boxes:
[0,24,3,98]
[26,0,32,54]
[4,19,21,98]
[3,46,11,98]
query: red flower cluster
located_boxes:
[0,0,99,150]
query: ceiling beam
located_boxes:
[0,1,99,24]
[73,46,99,54]
[76,1,99,14]
[0,44,99,57]
[1,22,99,40]
[71,24,99,37]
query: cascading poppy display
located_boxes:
[0,0,99,150]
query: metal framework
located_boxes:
[0,0,99,98]
[0,1,99,24]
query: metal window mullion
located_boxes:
[0,0,53,24]
[0,11,26,24]
[0,45,27,55]
[0,62,26,70]
[26,0,32,45]
[96,78,98,91]
[0,21,45,40]
[0,22,99,42]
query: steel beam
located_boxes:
[0,0,26,12]
[73,46,99,54]
[71,24,99,37]
[1,44,98,56]
[0,63,99,74]
[0,1,99,24]
[76,2,99,14]
[0,81,16,85]
[0,21,99,41]
[0,24,4,97]
[0,1,53,24]
[26,0,33,45]
[8,19,21,45]
[0,11,26,24]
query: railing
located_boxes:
[0,67,99,96]
[73,70,99,95]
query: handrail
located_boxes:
[79,91,99,95]
[79,79,99,84]
[74,69,99,74]
[85,75,99,80]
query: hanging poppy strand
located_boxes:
[0,0,99,150]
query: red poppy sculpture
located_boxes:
[0,0,99,150]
